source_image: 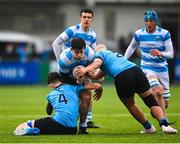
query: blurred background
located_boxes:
[0,0,180,84]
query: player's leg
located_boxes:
[120,96,156,133]
[34,117,77,134]
[79,90,91,134]
[86,91,100,128]
[143,70,166,117]
[136,68,177,134]
[14,120,40,135]
[114,67,155,133]
[158,71,171,109]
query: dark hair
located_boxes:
[80,8,93,17]
[71,38,86,50]
[47,72,62,84]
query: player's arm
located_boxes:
[151,37,174,59]
[124,37,139,59]
[46,102,53,115]
[52,36,64,61]
[86,58,103,77]
[85,82,103,101]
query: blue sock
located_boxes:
[159,118,168,127]
[27,120,33,128]
[143,120,152,129]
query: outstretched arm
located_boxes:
[124,38,139,59]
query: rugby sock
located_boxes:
[143,120,152,129]
[79,122,87,128]
[27,120,33,128]
[86,111,92,122]
[159,118,168,126]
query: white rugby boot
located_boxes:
[140,125,156,134]
[161,125,178,134]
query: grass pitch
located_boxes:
[0,84,180,143]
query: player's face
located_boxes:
[72,49,85,60]
[145,19,156,33]
[80,12,93,31]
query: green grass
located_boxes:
[0,84,180,143]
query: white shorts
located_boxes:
[143,69,170,100]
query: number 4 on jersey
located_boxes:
[59,94,68,104]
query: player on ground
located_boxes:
[52,8,98,128]
[14,72,102,135]
[124,10,174,118]
[75,44,177,134]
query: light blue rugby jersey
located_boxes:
[60,24,96,51]
[134,26,171,72]
[47,83,85,127]
[95,50,136,78]
[58,45,95,77]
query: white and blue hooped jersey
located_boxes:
[47,84,85,127]
[60,24,96,51]
[58,45,95,77]
[134,26,172,73]
[95,50,136,78]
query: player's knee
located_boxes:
[142,93,159,108]
[80,90,91,102]
[153,87,163,97]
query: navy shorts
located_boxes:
[34,117,77,134]
[114,66,150,99]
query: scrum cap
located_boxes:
[144,10,158,23]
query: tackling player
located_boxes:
[14,72,102,135]
[75,44,177,134]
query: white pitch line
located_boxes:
[0,113,180,119]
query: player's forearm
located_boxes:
[163,40,174,59]
[124,38,138,59]
[52,36,64,60]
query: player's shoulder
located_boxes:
[60,48,72,59]
[156,26,169,34]
[85,45,95,54]
[67,24,80,31]
[135,27,146,34]
[89,28,96,36]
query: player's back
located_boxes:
[47,83,84,127]
[95,50,136,78]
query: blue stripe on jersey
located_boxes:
[141,46,165,53]
[64,42,71,47]
[65,51,73,60]
[142,55,166,63]
[141,65,168,72]
[76,24,80,29]
[65,29,74,38]
[73,33,95,43]
[139,35,163,41]
[85,47,89,57]
[164,32,170,41]
[134,34,139,42]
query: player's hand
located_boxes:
[74,67,87,78]
[86,68,95,77]
[93,87,103,101]
[150,49,163,57]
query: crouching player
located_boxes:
[14,72,102,135]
